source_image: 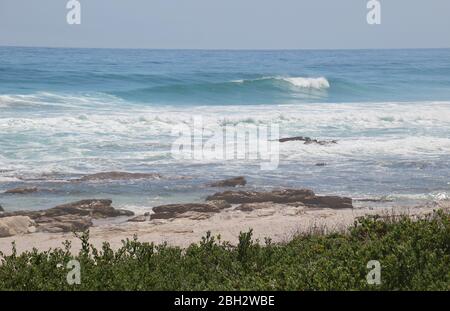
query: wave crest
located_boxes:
[232,76,330,89]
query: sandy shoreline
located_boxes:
[1,200,447,256]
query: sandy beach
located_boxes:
[1,194,447,256]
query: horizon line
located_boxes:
[1,44,450,51]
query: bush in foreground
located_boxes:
[0,210,449,290]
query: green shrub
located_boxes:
[0,210,448,290]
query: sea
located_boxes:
[1,47,450,212]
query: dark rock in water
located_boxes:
[151,200,231,220]
[0,199,134,233]
[206,189,316,204]
[209,176,247,187]
[75,171,162,182]
[4,187,39,194]
[207,189,352,209]
[315,163,326,167]
[279,136,337,145]
[0,204,3,212]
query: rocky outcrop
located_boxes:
[74,171,161,182]
[207,189,352,209]
[0,216,36,237]
[206,189,315,204]
[4,187,38,194]
[150,200,231,220]
[209,176,247,187]
[0,199,134,234]
[46,199,134,218]
[35,216,92,233]
[279,136,337,145]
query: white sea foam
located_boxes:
[0,92,124,109]
[231,76,330,89]
[2,99,450,178]
[277,77,330,89]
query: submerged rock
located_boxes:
[279,136,337,145]
[4,187,39,194]
[75,171,162,182]
[150,200,231,220]
[207,189,352,209]
[209,176,247,187]
[0,216,36,237]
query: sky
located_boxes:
[0,0,449,49]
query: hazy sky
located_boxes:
[0,0,449,49]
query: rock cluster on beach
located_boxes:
[148,188,353,221]
[0,199,134,236]
[150,201,231,220]
[206,189,352,209]
[0,174,354,238]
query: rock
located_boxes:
[0,204,3,212]
[127,215,147,222]
[47,199,135,219]
[150,200,231,220]
[36,215,93,233]
[279,136,337,145]
[75,171,161,182]
[0,216,36,237]
[315,163,326,167]
[4,187,38,194]
[209,176,247,187]
[206,189,316,204]
[207,189,353,209]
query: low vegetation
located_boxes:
[0,210,448,290]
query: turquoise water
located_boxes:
[1,47,450,211]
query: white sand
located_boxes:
[0,201,446,256]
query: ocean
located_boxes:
[1,47,450,212]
